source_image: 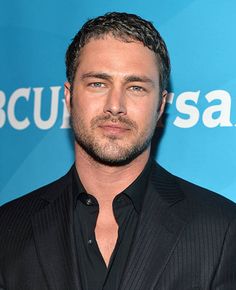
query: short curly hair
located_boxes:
[66,12,170,92]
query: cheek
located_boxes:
[145,112,158,129]
[73,104,104,131]
[74,90,103,114]
[71,96,93,118]
[135,102,158,123]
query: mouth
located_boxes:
[98,123,131,135]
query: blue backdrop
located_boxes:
[1,0,236,205]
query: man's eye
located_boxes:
[132,86,142,91]
[89,82,105,88]
[130,86,145,92]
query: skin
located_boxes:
[65,35,167,266]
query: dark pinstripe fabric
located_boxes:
[0,162,236,290]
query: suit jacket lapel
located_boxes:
[120,163,190,290]
[31,183,81,290]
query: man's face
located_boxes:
[65,36,166,165]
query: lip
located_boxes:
[98,124,130,134]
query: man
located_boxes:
[0,12,236,290]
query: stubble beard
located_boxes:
[70,109,157,166]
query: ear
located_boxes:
[157,90,167,121]
[64,82,72,113]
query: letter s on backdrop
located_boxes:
[174,91,200,128]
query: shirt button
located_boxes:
[88,239,93,245]
[86,198,93,205]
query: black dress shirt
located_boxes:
[72,159,153,290]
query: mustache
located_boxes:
[91,114,138,130]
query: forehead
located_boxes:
[76,36,160,79]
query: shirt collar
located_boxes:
[72,166,87,207]
[122,157,153,213]
[72,157,154,213]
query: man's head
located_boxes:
[66,12,170,93]
[65,12,170,166]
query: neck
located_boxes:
[74,144,150,204]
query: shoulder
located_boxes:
[152,161,236,220]
[176,171,236,214]
[0,166,74,222]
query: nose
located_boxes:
[103,87,127,116]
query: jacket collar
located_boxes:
[120,162,190,289]
[31,171,82,290]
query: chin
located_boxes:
[89,146,149,167]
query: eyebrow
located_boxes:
[124,75,155,86]
[80,72,155,86]
[80,72,112,81]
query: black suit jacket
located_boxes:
[0,162,236,290]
